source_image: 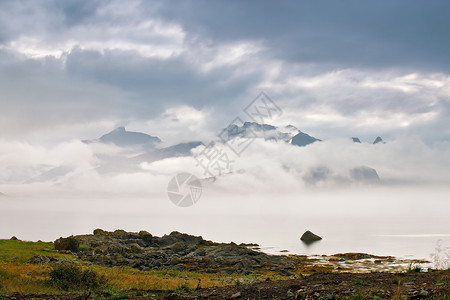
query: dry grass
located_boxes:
[0,261,59,294]
[0,239,246,295]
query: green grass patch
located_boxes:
[0,239,75,263]
[406,263,422,273]
[0,238,278,296]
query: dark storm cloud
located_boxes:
[57,0,101,27]
[0,0,449,142]
[65,47,263,118]
[152,0,450,71]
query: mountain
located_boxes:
[352,137,361,143]
[25,166,73,184]
[85,127,161,147]
[222,121,301,142]
[134,141,203,163]
[350,166,380,183]
[373,136,384,144]
[291,131,321,147]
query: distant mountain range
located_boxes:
[352,136,385,144]
[1,123,385,185]
[223,121,321,147]
[83,126,161,148]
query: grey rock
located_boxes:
[28,255,57,264]
[54,236,79,252]
[300,230,322,245]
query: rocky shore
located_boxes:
[53,229,428,276]
[54,229,297,276]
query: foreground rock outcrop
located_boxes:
[54,229,297,276]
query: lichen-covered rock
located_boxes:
[93,228,108,236]
[28,255,58,264]
[53,229,298,276]
[54,236,79,252]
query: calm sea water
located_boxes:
[1,185,449,261]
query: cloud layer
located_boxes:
[1,0,450,144]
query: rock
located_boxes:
[112,229,128,237]
[139,230,152,237]
[93,228,108,235]
[419,289,429,297]
[300,231,322,244]
[129,243,144,253]
[10,236,18,240]
[170,242,186,253]
[230,292,241,298]
[28,255,57,264]
[54,236,79,252]
[54,229,304,276]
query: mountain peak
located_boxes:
[291,131,321,147]
[114,126,126,132]
[98,127,161,147]
[373,136,384,144]
[223,121,298,142]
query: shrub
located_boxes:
[406,263,422,273]
[174,283,192,293]
[431,240,450,270]
[78,244,91,252]
[392,276,401,284]
[48,264,107,291]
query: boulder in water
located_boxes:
[300,231,322,244]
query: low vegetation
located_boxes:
[1,236,449,298]
[0,238,255,296]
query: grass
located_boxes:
[174,283,193,294]
[347,292,365,300]
[0,239,264,296]
[406,263,422,273]
[49,264,107,291]
[0,239,74,263]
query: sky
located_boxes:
[1,0,450,191]
[1,0,450,145]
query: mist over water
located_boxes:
[1,183,449,260]
[1,130,450,261]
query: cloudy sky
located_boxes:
[1,0,450,145]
